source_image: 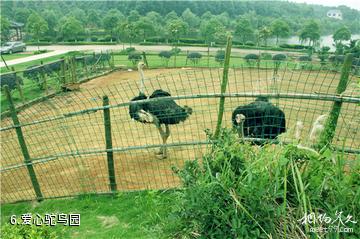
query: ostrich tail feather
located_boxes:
[184,105,193,115]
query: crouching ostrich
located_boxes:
[129,62,192,159]
[232,96,286,143]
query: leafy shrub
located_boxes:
[34,50,48,55]
[90,36,98,42]
[159,51,172,59]
[159,51,172,66]
[318,46,330,66]
[23,65,46,89]
[244,54,259,66]
[244,41,255,46]
[298,55,312,61]
[279,43,309,49]
[214,50,225,64]
[128,51,142,65]
[260,53,272,60]
[170,47,181,56]
[0,73,23,91]
[187,52,202,65]
[170,128,360,239]
[1,223,61,239]
[329,55,344,66]
[272,54,287,61]
[125,47,136,54]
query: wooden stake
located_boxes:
[103,95,117,193]
[4,85,43,201]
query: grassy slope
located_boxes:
[1,191,175,239]
[1,52,35,61]
[0,53,69,74]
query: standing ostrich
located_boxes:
[232,96,286,143]
[129,62,192,159]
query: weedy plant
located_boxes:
[169,128,359,239]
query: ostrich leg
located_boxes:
[161,125,170,158]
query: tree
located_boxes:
[299,20,320,47]
[87,9,101,28]
[119,22,139,46]
[60,16,84,42]
[270,19,290,45]
[128,10,140,23]
[166,19,188,43]
[26,13,48,48]
[135,17,155,42]
[0,17,11,42]
[182,8,199,33]
[14,8,31,24]
[69,8,87,24]
[103,9,123,42]
[200,18,226,45]
[235,18,254,44]
[258,26,271,46]
[333,27,351,44]
[165,11,179,22]
[42,10,57,37]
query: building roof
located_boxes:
[9,21,24,28]
[327,9,342,14]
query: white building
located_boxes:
[327,10,343,20]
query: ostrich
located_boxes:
[232,96,286,143]
[129,62,192,159]
[308,114,328,146]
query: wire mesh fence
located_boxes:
[0,47,359,203]
[0,51,114,116]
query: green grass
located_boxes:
[0,52,76,74]
[1,52,35,61]
[0,191,175,239]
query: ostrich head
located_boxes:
[309,114,328,144]
[137,61,146,71]
[295,121,304,141]
[137,61,146,94]
[235,114,246,139]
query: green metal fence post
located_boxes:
[11,67,25,103]
[103,95,117,193]
[40,61,48,95]
[214,36,232,139]
[316,53,353,150]
[4,85,43,201]
[142,51,148,68]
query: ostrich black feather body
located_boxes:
[129,89,192,125]
[148,89,191,125]
[232,97,286,139]
[129,93,148,122]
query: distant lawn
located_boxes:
[1,52,35,61]
[0,52,77,74]
[0,191,175,239]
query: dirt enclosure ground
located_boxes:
[1,67,359,203]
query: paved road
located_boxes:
[0,50,69,68]
[27,44,299,55]
[1,44,301,68]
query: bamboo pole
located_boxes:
[61,59,66,84]
[3,85,43,201]
[103,95,117,193]
[72,57,77,83]
[316,53,353,150]
[214,36,232,138]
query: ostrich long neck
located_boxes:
[236,123,244,139]
[138,67,145,93]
